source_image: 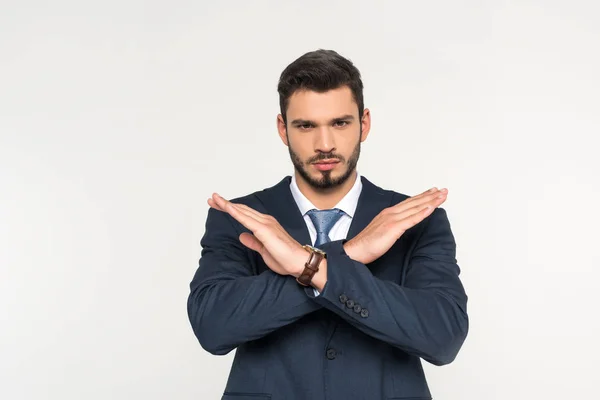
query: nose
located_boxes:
[314,126,336,154]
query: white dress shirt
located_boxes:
[289,172,363,295]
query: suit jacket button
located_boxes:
[353,304,362,313]
[326,348,337,360]
[339,294,348,304]
[345,299,355,308]
[360,308,369,318]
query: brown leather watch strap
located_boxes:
[296,245,326,286]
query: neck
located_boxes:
[295,170,357,210]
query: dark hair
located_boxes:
[277,49,364,126]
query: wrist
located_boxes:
[294,245,327,289]
[309,259,327,291]
[343,240,357,259]
[291,246,309,278]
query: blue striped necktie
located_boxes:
[306,208,345,247]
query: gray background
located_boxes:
[1,1,599,399]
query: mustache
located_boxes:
[308,153,345,163]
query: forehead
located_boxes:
[286,86,358,121]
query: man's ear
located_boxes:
[360,108,371,143]
[277,114,289,146]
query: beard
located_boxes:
[288,136,361,190]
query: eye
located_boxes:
[334,120,349,127]
[298,124,313,130]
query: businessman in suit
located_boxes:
[187,49,469,400]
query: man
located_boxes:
[187,49,469,400]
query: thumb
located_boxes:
[239,232,264,253]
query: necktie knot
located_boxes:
[306,208,345,247]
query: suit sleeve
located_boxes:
[187,208,321,355]
[308,207,469,366]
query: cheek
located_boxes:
[289,136,312,154]
[338,132,360,150]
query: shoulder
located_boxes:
[227,176,291,211]
[360,175,411,206]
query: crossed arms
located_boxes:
[187,188,468,366]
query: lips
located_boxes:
[313,160,340,171]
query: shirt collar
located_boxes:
[289,172,363,218]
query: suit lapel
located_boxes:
[254,176,312,246]
[346,176,393,241]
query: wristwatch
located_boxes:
[296,245,327,286]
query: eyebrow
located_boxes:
[290,114,355,126]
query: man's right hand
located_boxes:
[343,187,448,264]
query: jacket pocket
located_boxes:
[222,392,272,400]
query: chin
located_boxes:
[314,170,352,189]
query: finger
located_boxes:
[214,197,263,232]
[207,197,224,212]
[239,232,265,253]
[211,194,266,219]
[415,186,439,198]
[405,187,439,203]
[213,193,275,226]
[393,190,448,220]
[211,192,230,211]
[230,205,265,232]
[395,191,448,226]
[392,188,447,212]
[395,203,437,231]
[233,203,271,222]
[211,193,268,230]
[419,189,448,208]
[228,203,264,222]
[394,201,434,221]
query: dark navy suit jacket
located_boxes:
[188,176,469,400]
